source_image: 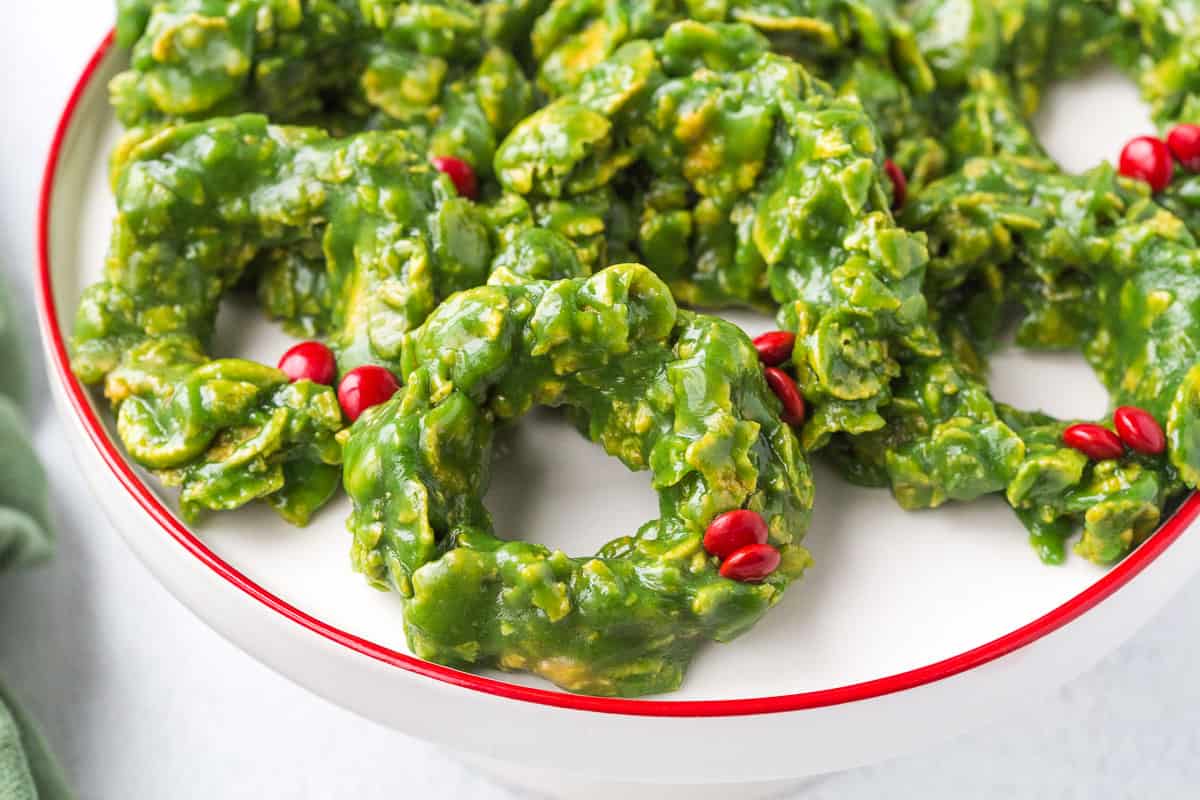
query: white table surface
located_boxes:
[3,4,1199,798]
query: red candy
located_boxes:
[1113,406,1166,455]
[703,510,769,560]
[1118,136,1173,192]
[884,159,907,210]
[1167,124,1200,172]
[763,367,806,426]
[431,156,479,200]
[752,331,796,367]
[337,365,400,422]
[1063,423,1125,461]
[719,543,782,583]
[277,341,337,385]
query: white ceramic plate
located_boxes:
[36,34,1200,785]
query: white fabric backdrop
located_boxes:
[2,4,1198,796]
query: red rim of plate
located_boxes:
[36,30,1200,718]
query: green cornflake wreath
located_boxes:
[71,114,592,523]
[343,263,814,696]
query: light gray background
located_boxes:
[2,4,1199,797]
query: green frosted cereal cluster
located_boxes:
[111,0,537,175]
[72,114,579,521]
[344,264,813,695]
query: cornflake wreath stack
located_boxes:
[67,0,1200,695]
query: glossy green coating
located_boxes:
[343,264,813,695]
[1159,171,1200,239]
[72,114,586,521]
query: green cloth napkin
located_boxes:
[0,278,51,566]
[0,277,72,799]
[0,397,52,569]
[0,685,72,800]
